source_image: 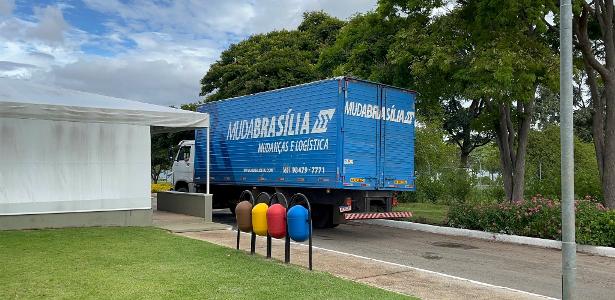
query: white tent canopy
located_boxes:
[0,78,209,218]
[0,78,209,131]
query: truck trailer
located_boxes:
[171,77,415,228]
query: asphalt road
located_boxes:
[212,210,615,299]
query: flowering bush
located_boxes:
[448,195,615,247]
[151,182,173,193]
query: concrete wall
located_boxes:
[0,209,152,230]
[157,192,212,221]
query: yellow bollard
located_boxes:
[252,203,269,236]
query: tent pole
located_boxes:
[206,126,210,195]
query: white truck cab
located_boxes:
[172,140,196,192]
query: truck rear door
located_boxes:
[380,86,415,190]
[341,79,380,189]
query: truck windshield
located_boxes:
[176,146,191,161]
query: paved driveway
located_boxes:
[212,210,615,299]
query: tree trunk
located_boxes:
[460,133,472,168]
[496,135,514,201]
[460,151,470,168]
[585,63,605,181]
[151,167,160,184]
[603,79,615,208]
[495,103,515,201]
[493,99,534,202]
[511,100,533,201]
[574,2,615,208]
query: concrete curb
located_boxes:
[361,219,615,258]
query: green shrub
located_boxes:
[525,125,602,200]
[448,195,615,247]
[576,198,615,246]
[466,185,504,205]
[401,170,474,204]
[412,176,447,203]
[442,169,474,204]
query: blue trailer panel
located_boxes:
[380,86,416,189]
[194,77,415,192]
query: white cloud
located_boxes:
[0,0,14,15]
[1,1,377,106]
[0,5,68,44]
[38,58,203,105]
[0,60,37,79]
[34,31,221,105]
[82,0,376,37]
[29,6,68,44]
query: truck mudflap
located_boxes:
[344,211,412,220]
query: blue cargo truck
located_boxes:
[171,77,415,228]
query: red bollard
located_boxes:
[267,203,287,239]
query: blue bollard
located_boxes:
[287,205,310,242]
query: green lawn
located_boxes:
[0,227,412,300]
[394,202,449,225]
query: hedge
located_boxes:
[448,195,615,247]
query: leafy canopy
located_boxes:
[200,11,344,101]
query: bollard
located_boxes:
[235,190,254,250]
[235,201,253,232]
[267,192,288,259]
[250,192,271,255]
[287,193,313,270]
[287,205,310,242]
[252,203,269,236]
[267,204,287,239]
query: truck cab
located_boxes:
[172,140,195,193]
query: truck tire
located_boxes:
[176,187,188,193]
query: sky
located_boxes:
[0,0,377,106]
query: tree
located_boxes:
[317,12,412,87]
[406,120,464,204]
[525,125,601,199]
[318,10,442,118]
[469,143,501,180]
[150,131,193,183]
[298,11,346,46]
[383,3,493,168]
[532,70,593,141]
[469,1,557,202]
[442,99,493,167]
[382,0,558,201]
[200,12,344,101]
[573,1,615,207]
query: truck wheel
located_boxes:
[176,187,188,193]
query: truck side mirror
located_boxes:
[168,147,174,161]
